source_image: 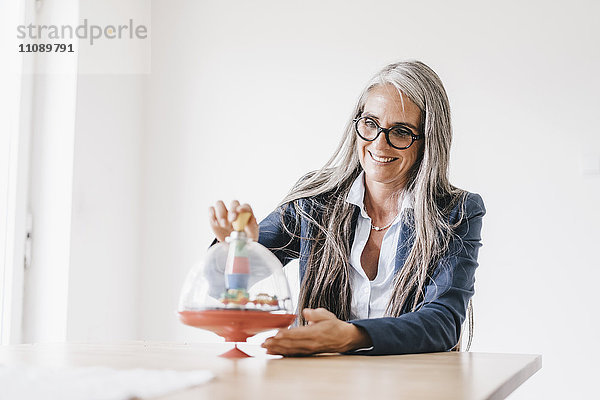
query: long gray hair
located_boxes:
[280,60,471,350]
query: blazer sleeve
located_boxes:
[257,202,301,267]
[348,193,486,355]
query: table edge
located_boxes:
[486,354,542,400]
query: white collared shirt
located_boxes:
[345,171,413,320]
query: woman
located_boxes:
[209,60,485,356]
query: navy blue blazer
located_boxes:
[258,192,486,356]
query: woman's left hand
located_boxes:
[261,308,372,356]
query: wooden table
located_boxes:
[0,342,541,399]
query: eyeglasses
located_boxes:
[353,116,423,150]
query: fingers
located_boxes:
[214,200,229,226]
[274,326,314,340]
[262,329,339,355]
[225,200,256,224]
[262,338,317,356]
[208,206,218,226]
[262,317,350,355]
[209,200,233,242]
[232,203,255,223]
[228,200,241,222]
[208,205,228,241]
[209,200,258,242]
[302,308,336,323]
[263,328,319,355]
[236,203,253,214]
[238,203,259,241]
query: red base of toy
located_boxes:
[179,309,296,343]
[220,344,251,358]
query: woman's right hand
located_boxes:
[208,200,259,242]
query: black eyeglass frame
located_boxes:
[353,116,424,150]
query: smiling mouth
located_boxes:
[369,151,398,164]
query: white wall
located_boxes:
[22,0,79,343]
[0,0,28,345]
[0,0,34,345]
[23,0,147,342]
[67,74,144,341]
[66,0,147,341]
[139,1,600,398]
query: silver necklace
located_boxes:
[365,203,399,231]
[370,218,397,231]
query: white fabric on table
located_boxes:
[0,364,213,400]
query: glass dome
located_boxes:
[178,213,295,345]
